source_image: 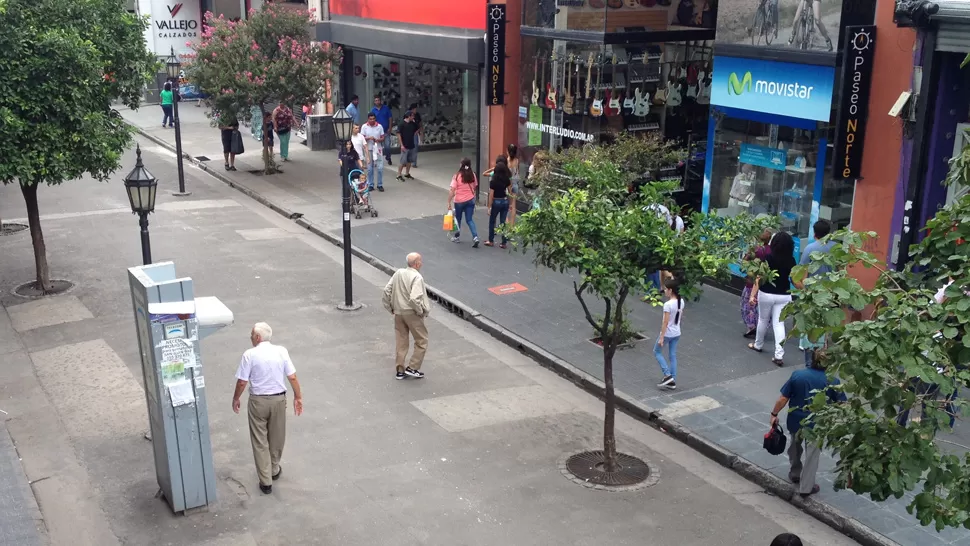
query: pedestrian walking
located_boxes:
[272,103,295,162]
[382,253,430,380]
[795,220,835,367]
[770,534,803,546]
[396,111,418,181]
[219,117,240,171]
[232,322,303,495]
[748,231,796,366]
[160,82,174,128]
[654,279,684,390]
[408,104,422,167]
[350,124,368,168]
[371,95,393,164]
[741,228,773,338]
[506,144,522,225]
[484,156,513,248]
[360,113,385,191]
[768,350,844,497]
[338,138,362,179]
[447,158,480,247]
[262,115,275,159]
[346,94,361,125]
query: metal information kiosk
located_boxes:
[128,262,233,514]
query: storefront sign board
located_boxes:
[833,26,876,179]
[150,0,201,55]
[528,106,543,146]
[739,143,788,171]
[711,56,836,122]
[486,4,506,106]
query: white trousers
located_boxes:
[754,292,791,359]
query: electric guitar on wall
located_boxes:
[562,55,575,115]
[606,54,621,116]
[531,56,540,106]
[545,52,558,110]
[633,79,650,117]
[590,56,604,117]
[582,53,594,114]
[622,64,635,115]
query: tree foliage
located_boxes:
[791,149,970,530]
[511,136,774,470]
[0,0,156,289]
[186,5,341,173]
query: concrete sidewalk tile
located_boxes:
[888,526,947,545]
[7,295,93,333]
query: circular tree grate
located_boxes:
[561,450,658,491]
[0,222,28,236]
[13,279,75,298]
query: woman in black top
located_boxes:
[485,156,513,248]
[748,231,796,366]
[337,139,362,180]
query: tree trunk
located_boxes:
[261,106,277,175]
[20,183,52,292]
[602,288,629,473]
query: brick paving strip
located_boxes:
[126,109,970,546]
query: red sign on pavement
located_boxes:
[488,283,528,295]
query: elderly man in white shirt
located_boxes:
[232,322,303,494]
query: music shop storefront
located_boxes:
[314,1,485,175]
[517,0,720,212]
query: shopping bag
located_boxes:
[763,423,787,455]
[231,130,245,155]
[443,210,454,231]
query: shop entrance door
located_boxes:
[946,123,970,206]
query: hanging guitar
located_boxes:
[622,62,636,115]
[589,56,604,117]
[562,54,575,115]
[606,54,622,116]
[545,52,558,110]
[633,62,651,117]
[531,56,540,106]
[580,53,594,114]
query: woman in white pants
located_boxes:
[747,231,796,366]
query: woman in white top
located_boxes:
[350,125,368,167]
[654,279,684,390]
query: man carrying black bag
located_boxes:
[768,349,845,498]
[220,116,243,171]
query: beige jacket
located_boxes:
[382,267,430,317]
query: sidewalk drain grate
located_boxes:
[194,155,210,161]
[0,222,28,236]
[563,451,651,487]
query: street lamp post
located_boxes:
[124,146,159,265]
[332,107,361,311]
[166,47,190,197]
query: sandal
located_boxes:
[483,241,494,247]
[747,343,763,353]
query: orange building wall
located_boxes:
[850,5,917,289]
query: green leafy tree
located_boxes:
[186,5,341,174]
[511,135,774,471]
[790,132,970,530]
[0,0,156,292]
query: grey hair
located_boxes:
[406,252,421,267]
[253,322,272,341]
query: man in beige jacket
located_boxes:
[382,252,431,380]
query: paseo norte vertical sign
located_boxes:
[833,26,876,179]
[486,4,506,105]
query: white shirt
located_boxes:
[662,297,684,338]
[236,341,296,395]
[351,133,367,161]
[359,123,384,160]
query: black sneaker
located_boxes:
[259,484,272,494]
[395,370,406,380]
[657,375,674,387]
[404,174,414,179]
[396,175,405,182]
[451,234,461,243]
[405,367,424,378]
[387,158,393,166]
[663,381,677,390]
[472,237,480,248]
[378,187,385,192]
[272,467,282,480]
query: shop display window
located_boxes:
[522,0,716,33]
[708,111,855,256]
[345,51,479,155]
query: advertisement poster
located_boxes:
[528,105,543,146]
[715,0,842,52]
[739,143,788,170]
[710,56,835,122]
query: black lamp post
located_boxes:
[332,107,360,311]
[166,47,190,197]
[124,145,159,265]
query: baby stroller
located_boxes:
[347,169,378,219]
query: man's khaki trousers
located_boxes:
[394,313,428,372]
[248,394,286,486]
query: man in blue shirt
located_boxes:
[797,220,836,367]
[769,356,845,497]
[346,95,360,125]
[371,95,393,165]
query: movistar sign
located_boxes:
[711,56,835,122]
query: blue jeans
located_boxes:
[412,135,419,166]
[654,336,680,379]
[382,136,391,161]
[161,104,173,126]
[454,199,478,239]
[804,348,815,368]
[489,199,509,244]
[367,154,384,189]
[647,271,662,291]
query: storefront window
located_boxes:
[344,50,479,162]
[708,111,855,255]
[522,0,716,33]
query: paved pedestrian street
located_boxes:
[0,143,863,545]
